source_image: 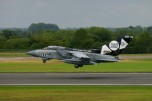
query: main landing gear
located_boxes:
[43,60,46,63]
[74,64,83,68]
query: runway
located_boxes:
[0,73,152,85]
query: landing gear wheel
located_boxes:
[115,56,119,60]
[74,64,79,68]
[74,64,83,68]
[43,60,46,63]
[79,65,83,67]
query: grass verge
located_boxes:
[0,53,152,72]
[0,59,152,72]
[0,85,152,101]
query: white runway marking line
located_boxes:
[0,73,152,75]
[0,83,152,86]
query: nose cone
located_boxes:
[26,50,36,56]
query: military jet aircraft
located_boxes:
[26,36,133,68]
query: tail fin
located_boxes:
[101,36,133,56]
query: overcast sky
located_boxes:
[0,0,152,28]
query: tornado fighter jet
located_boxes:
[26,36,133,68]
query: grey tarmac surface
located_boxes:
[0,73,152,85]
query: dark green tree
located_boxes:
[29,23,60,33]
[71,28,93,49]
[87,27,112,48]
[30,31,54,49]
[4,38,30,49]
[134,31,152,53]
[1,30,17,39]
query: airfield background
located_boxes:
[0,23,152,54]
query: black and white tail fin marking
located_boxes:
[101,36,133,56]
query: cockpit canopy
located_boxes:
[43,46,65,50]
[42,45,91,52]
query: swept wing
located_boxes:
[63,51,95,65]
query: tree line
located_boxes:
[0,23,152,54]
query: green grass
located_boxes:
[0,54,152,101]
[0,86,152,101]
[120,54,152,56]
[0,59,152,72]
[0,53,152,72]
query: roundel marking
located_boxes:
[109,40,119,51]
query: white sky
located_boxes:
[0,0,152,28]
